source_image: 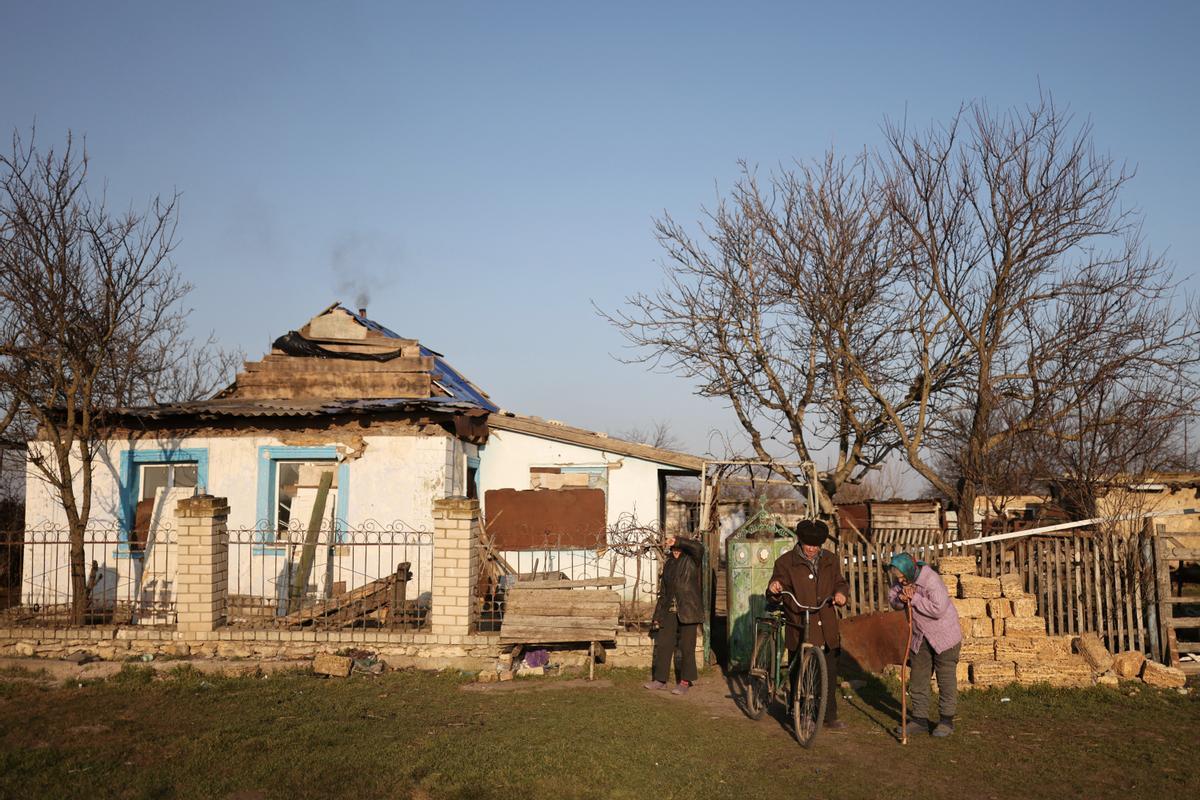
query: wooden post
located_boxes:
[1132,539,1146,654]
[1152,530,1176,665]
[1092,539,1105,649]
[1107,535,1124,653]
[288,470,333,613]
[1141,523,1160,659]
[1080,537,1089,638]
[842,541,856,616]
[1078,536,1091,634]
[390,561,410,629]
[1120,537,1136,653]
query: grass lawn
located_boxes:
[0,662,1196,800]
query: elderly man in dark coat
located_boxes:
[644,534,704,695]
[766,518,850,730]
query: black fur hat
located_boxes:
[795,518,830,547]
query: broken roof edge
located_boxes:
[487,411,704,472]
[96,396,488,421]
[420,346,498,412]
[334,304,497,412]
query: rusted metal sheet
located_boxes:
[483,488,605,550]
[836,503,870,533]
[839,610,908,673]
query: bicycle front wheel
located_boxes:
[791,644,827,747]
[746,626,775,721]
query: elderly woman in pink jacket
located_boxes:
[887,553,962,738]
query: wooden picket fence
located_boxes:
[838,529,1162,658]
[866,527,949,549]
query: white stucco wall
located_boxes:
[476,428,674,529]
[23,432,472,532]
[21,431,475,612]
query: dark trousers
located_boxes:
[908,640,960,720]
[788,647,840,721]
[652,613,698,684]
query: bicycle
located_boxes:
[745,590,831,748]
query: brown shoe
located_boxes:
[824,719,847,731]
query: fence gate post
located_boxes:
[174,495,229,633]
[431,497,480,637]
[1151,527,1179,666]
[1141,522,1160,661]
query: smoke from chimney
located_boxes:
[331,232,398,318]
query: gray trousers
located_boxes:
[909,640,960,721]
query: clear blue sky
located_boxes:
[2,1,1197,461]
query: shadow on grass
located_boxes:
[721,666,799,739]
[838,651,905,740]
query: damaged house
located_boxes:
[19,303,700,625]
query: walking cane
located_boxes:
[901,601,914,745]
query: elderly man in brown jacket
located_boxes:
[766,518,850,730]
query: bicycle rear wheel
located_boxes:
[746,626,775,720]
[791,644,827,747]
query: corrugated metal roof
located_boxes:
[488,412,704,472]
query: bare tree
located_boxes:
[616,419,684,451]
[861,95,1200,535]
[831,460,907,503]
[0,129,236,623]
[604,154,911,520]
[1038,383,1188,520]
[609,96,1197,539]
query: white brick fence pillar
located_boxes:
[174,495,229,633]
[431,497,480,637]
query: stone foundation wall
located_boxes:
[0,627,657,671]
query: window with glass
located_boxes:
[129,461,199,550]
[139,462,199,502]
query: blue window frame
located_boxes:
[467,456,480,500]
[117,447,209,558]
[254,446,349,555]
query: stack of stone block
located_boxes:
[937,555,1092,688]
[1076,633,1188,689]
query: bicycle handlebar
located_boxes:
[773,590,832,612]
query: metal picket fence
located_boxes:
[0,524,177,627]
[224,519,433,631]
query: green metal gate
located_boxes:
[725,502,796,671]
